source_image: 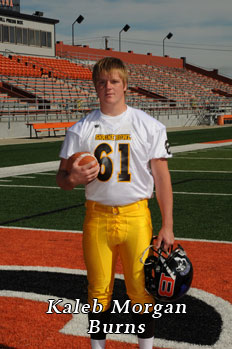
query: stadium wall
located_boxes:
[0,113,200,139]
[56,41,184,68]
[0,120,30,139]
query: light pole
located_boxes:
[103,36,110,50]
[72,15,84,46]
[119,24,130,52]
[163,32,173,56]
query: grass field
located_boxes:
[0,126,232,167]
[0,127,231,242]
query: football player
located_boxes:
[56,57,174,349]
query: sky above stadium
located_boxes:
[21,0,232,77]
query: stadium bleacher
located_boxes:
[1,43,232,139]
[1,50,232,108]
[0,53,92,79]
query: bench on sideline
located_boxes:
[217,115,232,125]
[27,121,76,138]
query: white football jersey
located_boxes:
[59,106,172,206]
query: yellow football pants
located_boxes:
[83,199,155,312]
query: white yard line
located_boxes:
[171,141,232,153]
[173,191,232,196]
[0,142,231,179]
[0,184,84,190]
[1,225,231,243]
[12,175,35,179]
[174,157,232,160]
[0,184,231,196]
[170,169,232,173]
[0,161,59,179]
[36,172,57,175]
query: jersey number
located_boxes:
[94,143,131,182]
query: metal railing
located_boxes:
[0,100,96,127]
[1,98,232,128]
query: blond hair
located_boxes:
[92,57,128,88]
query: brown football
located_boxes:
[66,152,98,173]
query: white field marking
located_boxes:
[152,288,232,349]
[1,226,231,244]
[36,172,57,175]
[0,265,88,275]
[0,184,231,196]
[174,157,232,160]
[0,286,229,348]
[12,176,35,179]
[0,184,61,189]
[0,225,83,234]
[173,191,232,196]
[0,184,84,190]
[171,142,232,154]
[170,169,232,173]
[176,237,232,244]
[0,161,59,179]
[0,179,12,182]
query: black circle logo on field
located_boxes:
[0,270,222,346]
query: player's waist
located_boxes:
[85,199,148,214]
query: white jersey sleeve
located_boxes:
[59,111,99,159]
[148,124,172,159]
[59,130,81,159]
[129,107,172,160]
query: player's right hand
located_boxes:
[68,157,100,186]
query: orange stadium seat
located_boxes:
[1,53,232,116]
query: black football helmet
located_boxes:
[141,236,193,302]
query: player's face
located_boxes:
[95,69,127,114]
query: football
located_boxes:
[66,152,98,173]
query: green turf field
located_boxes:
[0,141,63,168]
[0,126,231,167]
[167,126,232,145]
[0,126,231,242]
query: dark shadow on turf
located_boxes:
[0,203,85,226]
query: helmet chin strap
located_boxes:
[140,244,154,265]
[140,235,172,265]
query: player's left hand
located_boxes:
[155,226,174,251]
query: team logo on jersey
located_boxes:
[95,134,132,141]
[165,140,171,155]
